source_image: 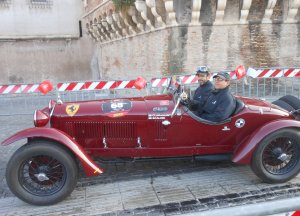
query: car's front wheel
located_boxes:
[251,128,300,183]
[6,140,78,205]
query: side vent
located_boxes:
[104,122,136,139]
[155,120,167,141]
[64,122,104,139]
[58,120,138,148]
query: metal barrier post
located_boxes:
[248,78,251,97]
[256,79,259,98]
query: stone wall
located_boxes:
[97,23,300,80]
[1,23,299,84]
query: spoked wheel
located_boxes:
[251,129,300,183]
[6,140,78,205]
[20,155,67,197]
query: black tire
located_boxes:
[6,140,78,205]
[279,95,300,110]
[251,128,300,183]
[272,100,295,112]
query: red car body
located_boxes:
[2,90,300,205]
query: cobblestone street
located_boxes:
[1,114,300,215]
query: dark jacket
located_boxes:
[190,81,213,114]
[199,87,236,122]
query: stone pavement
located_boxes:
[1,115,300,216]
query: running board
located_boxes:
[96,155,232,164]
[194,154,232,161]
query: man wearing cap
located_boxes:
[198,71,236,122]
[182,66,213,115]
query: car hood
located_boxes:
[51,94,174,118]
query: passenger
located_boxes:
[199,71,236,122]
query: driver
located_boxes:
[198,71,236,122]
[189,66,213,115]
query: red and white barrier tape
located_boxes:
[247,68,300,78]
[1,68,300,94]
[56,80,136,92]
[279,211,300,216]
[0,84,39,94]
[150,68,300,87]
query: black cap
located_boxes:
[196,66,209,74]
[213,72,231,81]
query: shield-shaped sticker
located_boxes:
[66,104,79,116]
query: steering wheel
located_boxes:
[167,76,179,94]
[170,80,185,118]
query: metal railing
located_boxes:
[1,77,300,116]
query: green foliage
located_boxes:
[112,0,135,10]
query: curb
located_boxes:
[183,196,300,216]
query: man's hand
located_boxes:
[180,92,188,100]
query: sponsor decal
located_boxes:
[108,111,128,118]
[102,99,132,114]
[66,104,79,116]
[153,106,168,112]
[235,118,245,128]
[160,100,170,106]
[148,113,170,120]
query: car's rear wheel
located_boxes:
[251,128,300,183]
[6,140,78,205]
[279,95,300,110]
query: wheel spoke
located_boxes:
[262,136,299,175]
[19,155,66,196]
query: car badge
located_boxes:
[235,118,245,128]
[222,126,230,131]
[66,104,79,116]
[153,106,168,112]
[162,120,171,126]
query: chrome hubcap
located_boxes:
[34,173,49,182]
[277,153,288,162]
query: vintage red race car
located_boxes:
[2,79,300,206]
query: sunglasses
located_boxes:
[213,77,226,82]
[196,73,207,77]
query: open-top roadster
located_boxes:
[2,78,300,205]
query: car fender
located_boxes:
[232,119,300,164]
[1,127,103,176]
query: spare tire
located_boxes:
[279,95,300,110]
[272,100,295,112]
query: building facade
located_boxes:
[83,0,300,81]
[0,0,300,84]
[0,0,95,84]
